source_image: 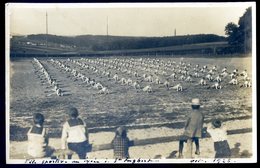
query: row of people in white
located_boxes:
[33,58,63,96]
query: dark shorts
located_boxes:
[68,141,90,159]
[179,136,199,142]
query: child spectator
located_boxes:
[111,126,130,159]
[61,107,89,159]
[206,119,231,158]
[27,113,49,158]
[179,98,204,158]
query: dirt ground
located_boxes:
[7,56,254,160]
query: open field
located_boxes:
[9,55,252,142]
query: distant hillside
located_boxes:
[11,34,226,52]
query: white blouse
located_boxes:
[207,127,228,142]
[27,127,47,158]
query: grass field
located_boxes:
[8,55,252,141]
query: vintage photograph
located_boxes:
[6,3,256,164]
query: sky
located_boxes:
[6,3,252,37]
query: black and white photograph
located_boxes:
[5,2,256,164]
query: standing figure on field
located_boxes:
[206,119,231,158]
[178,98,204,158]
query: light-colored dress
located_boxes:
[27,126,48,158]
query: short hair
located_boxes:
[116,126,127,138]
[69,107,79,118]
[212,119,222,128]
[33,113,44,125]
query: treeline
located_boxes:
[12,34,226,51]
[103,34,225,51]
[225,7,252,53]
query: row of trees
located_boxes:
[225,7,252,53]
[93,34,225,51]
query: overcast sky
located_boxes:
[7,3,251,37]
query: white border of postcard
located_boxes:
[5,2,257,164]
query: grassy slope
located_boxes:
[11,41,228,55]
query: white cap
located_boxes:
[192,98,200,105]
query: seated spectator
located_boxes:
[111,126,130,159]
[27,113,52,158]
[61,107,89,159]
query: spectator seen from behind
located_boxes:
[112,126,130,159]
[179,98,204,158]
[27,113,49,158]
[206,119,231,158]
[61,107,89,159]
